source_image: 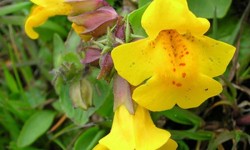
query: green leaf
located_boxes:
[65,28,82,52]
[161,106,204,127]
[39,19,68,37]
[61,52,82,69]
[106,0,115,6]
[176,140,189,150]
[17,110,56,147]
[170,130,214,141]
[187,0,232,18]
[3,65,19,93]
[74,127,106,150]
[207,130,249,150]
[138,0,152,8]
[53,34,66,68]
[0,110,20,140]
[128,3,149,37]
[0,2,31,16]
[0,16,25,25]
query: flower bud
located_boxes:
[81,47,101,64]
[113,74,134,114]
[97,52,113,81]
[69,78,93,110]
[68,6,118,37]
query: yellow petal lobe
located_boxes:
[31,0,65,7]
[25,2,72,39]
[186,35,236,77]
[93,144,109,150]
[142,0,210,39]
[99,105,173,150]
[158,139,178,150]
[111,38,155,86]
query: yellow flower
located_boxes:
[94,105,177,150]
[111,0,236,111]
[25,0,106,39]
[25,0,72,39]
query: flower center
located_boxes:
[152,30,197,88]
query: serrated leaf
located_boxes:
[17,111,56,147]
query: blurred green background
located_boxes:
[0,0,250,149]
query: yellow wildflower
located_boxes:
[25,0,107,39]
[111,0,236,111]
[94,105,177,150]
[25,0,72,39]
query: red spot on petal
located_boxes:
[182,73,186,78]
[176,83,182,87]
[172,81,176,85]
[186,51,189,55]
[173,68,176,72]
[179,55,184,58]
[179,63,186,66]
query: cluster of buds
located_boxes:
[81,18,127,82]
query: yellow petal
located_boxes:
[25,2,72,39]
[186,35,236,77]
[99,105,171,150]
[133,73,222,111]
[158,139,178,150]
[31,0,65,7]
[71,23,91,41]
[111,38,156,86]
[142,0,210,39]
[93,144,109,150]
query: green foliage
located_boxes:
[128,3,148,37]
[187,0,232,18]
[17,111,56,147]
[74,126,106,150]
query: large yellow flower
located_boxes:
[111,0,236,111]
[94,105,177,150]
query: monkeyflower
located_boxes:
[93,75,177,150]
[25,0,117,39]
[93,105,177,150]
[111,0,236,111]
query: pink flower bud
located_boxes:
[68,6,118,37]
[113,74,134,114]
[114,19,126,42]
[81,47,101,64]
[97,52,113,80]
